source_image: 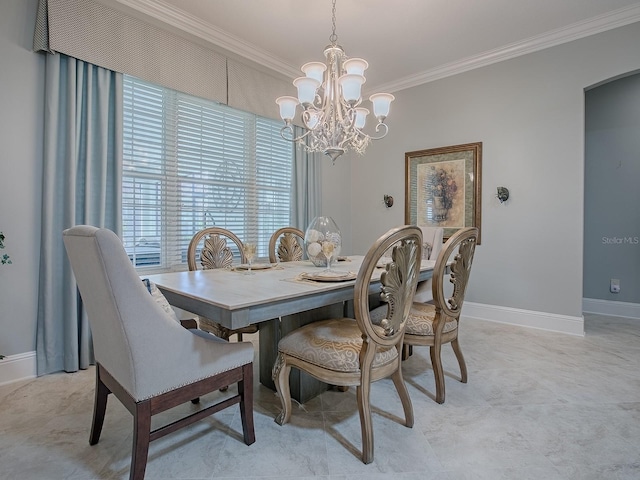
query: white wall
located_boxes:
[0,0,44,357]
[339,22,640,326]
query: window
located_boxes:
[122,76,293,270]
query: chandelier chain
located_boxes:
[329,0,338,45]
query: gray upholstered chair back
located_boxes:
[63,225,253,401]
[419,226,444,260]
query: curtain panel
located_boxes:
[291,126,322,230]
[36,53,123,375]
[32,1,320,375]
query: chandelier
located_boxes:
[275,0,394,163]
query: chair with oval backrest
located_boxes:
[397,226,444,360]
[372,227,444,359]
[63,226,255,480]
[187,227,259,342]
[272,225,422,464]
[268,227,304,263]
[403,226,478,404]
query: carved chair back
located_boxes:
[354,225,422,348]
[268,227,304,263]
[187,227,246,271]
[432,227,478,323]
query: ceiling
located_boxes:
[111,0,640,94]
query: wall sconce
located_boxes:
[496,186,510,203]
[383,194,394,208]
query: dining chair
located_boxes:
[63,226,255,480]
[187,227,259,341]
[394,226,444,360]
[373,227,443,359]
[403,226,478,404]
[272,225,422,464]
[268,227,304,263]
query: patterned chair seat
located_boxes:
[278,318,398,373]
[406,303,458,336]
[370,303,457,337]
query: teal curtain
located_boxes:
[36,53,122,375]
[291,126,322,231]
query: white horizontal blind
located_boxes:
[122,76,293,270]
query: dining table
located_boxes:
[144,256,435,403]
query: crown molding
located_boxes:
[370,3,640,94]
[114,0,640,94]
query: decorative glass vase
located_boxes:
[304,216,342,268]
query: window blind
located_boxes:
[123,76,293,271]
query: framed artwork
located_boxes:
[405,142,482,244]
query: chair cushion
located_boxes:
[142,279,179,323]
[406,303,458,336]
[278,318,398,373]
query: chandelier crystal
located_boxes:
[275,0,394,163]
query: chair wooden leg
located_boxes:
[272,354,292,426]
[391,368,414,428]
[237,332,243,342]
[239,363,256,445]
[401,343,413,360]
[220,328,231,342]
[356,383,374,464]
[131,401,152,480]
[89,366,110,445]
[430,343,445,404]
[451,338,468,383]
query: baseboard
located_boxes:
[582,298,640,319]
[0,351,37,386]
[463,302,585,336]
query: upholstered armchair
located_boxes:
[63,226,255,480]
[413,226,444,303]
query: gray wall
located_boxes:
[0,0,44,356]
[339,23,640,320]
[2,0,640,360]
[584,73,640,303]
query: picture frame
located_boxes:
[405,142,482,244]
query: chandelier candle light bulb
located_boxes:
[275,0,394,162]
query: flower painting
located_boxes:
[405,143,482,244]
[417,160,465,227]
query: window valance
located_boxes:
[33,0,296,122]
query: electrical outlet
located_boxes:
[610,278,620,294]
